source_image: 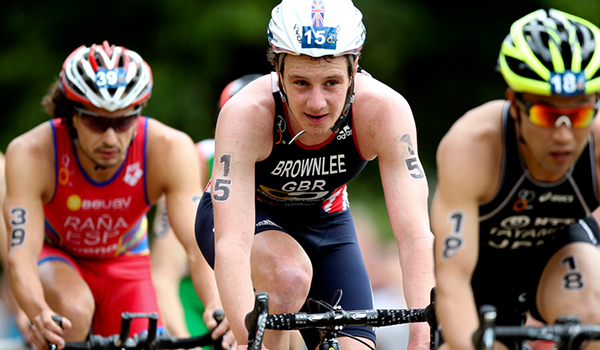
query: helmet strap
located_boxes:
[330,75,356,134]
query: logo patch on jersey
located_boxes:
[67,194,83,211]
[513,189,536,212]
[124,162,143,186]
[539,192,574,203]
[336,125,352,140]
[59,154,75,187]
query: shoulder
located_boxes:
[5,121,55,164]
[436,100,506,201]
[438,100,506,152]
[352,73,412,121]
[351,74,416,159]
[145,118,198,169]
[5,121,55,198]
[218,74,274,130]
[215,74,275,161]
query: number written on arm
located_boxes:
[9,207,28,248]
[213,154,233,202]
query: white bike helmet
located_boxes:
[60,41,153,112]
[267,0,366,57]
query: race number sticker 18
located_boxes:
[302,26,337,50]
[549,70,586,96]
[95,68,127,89]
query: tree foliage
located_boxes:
[0,0,598,237]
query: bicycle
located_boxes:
[48,311,225,350]
[244,288,438,350]
[473,304,600,350]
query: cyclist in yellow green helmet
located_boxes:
[432,9,600,350]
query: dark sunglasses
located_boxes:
[515,96,599,129]
[74,106,141,133]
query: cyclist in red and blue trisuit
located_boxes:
[4,41,226,350]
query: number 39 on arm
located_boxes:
[9,207,28,248]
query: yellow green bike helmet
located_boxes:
[498,9,600,96]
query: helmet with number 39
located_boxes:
[59,41,153,112]
[498,9,600,96]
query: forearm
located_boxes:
[436,280,479,350]
[214,244,255,345]
[152,273,189,337]
[8,258,49,321]
[187,252,221,311]
[399,235,435,309]
[399,235,436,346]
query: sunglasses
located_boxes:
[74,106,141,133]
[515,97,599,129]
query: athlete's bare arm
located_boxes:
[145,119,223,331]
[4,123,72,348]
[211,75,274,344]
[150,138,213,337]
[353,73,435,349]
[430,100,504,350]
[0,152,6,267]
[150,199,190,337]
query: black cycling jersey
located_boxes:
[479,102,600,251]
[254,73,368,210]
[469,102,600,339]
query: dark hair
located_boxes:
[41,80,79,138]
[266,47,359,79]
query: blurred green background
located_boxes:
[1,0,599,240]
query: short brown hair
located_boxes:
[266,47,359,78]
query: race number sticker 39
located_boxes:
[95,68,127,89]
[9,207,28,248]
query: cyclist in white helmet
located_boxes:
[4,41,228,350]
[432,9,600,350]
[194,0,434,349]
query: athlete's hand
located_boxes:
[203,308,235,349]
[30,310,72,350]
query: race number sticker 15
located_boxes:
[213,154,232,202]
[549,70,586,96]
[302,26,337,50]
[95,68,127,89]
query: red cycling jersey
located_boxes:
[43,117,151,258]
[39,117,163,337]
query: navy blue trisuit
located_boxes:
[195,72,377,348]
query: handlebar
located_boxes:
[50,310,225,350]
[245,291,435,350]
[473,305,600,350]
